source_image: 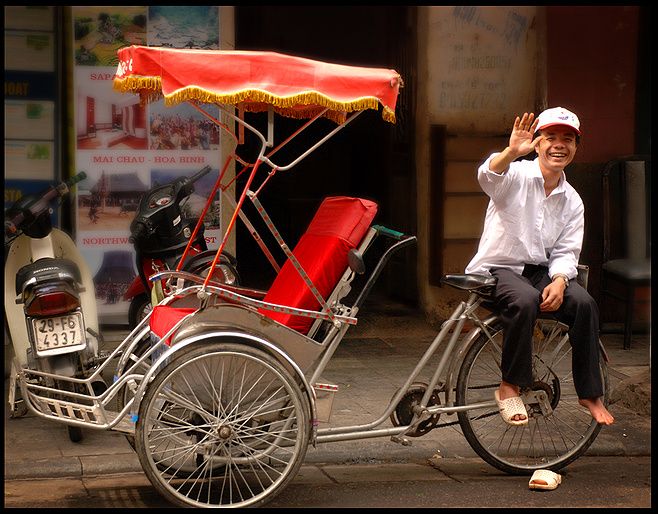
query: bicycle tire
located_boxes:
[116,337,215,478]
[456,319,608,475]
[134,341,310,508]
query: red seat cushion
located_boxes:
[259,196,377,333]
[150,305,196,345]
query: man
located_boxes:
[465,107,614,426]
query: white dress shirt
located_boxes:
[465,153,583,280]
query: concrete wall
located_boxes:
[426,6,542,133]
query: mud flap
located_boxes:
[8,359,27,418]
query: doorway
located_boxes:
[234,6,418,302]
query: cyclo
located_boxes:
[11,45,610,508]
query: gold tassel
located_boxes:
[382,107,397,124]
[113,78,396,123]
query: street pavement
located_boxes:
[4,297,651,506]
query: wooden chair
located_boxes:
[601,155,651,349]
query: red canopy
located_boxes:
[113,45,402,123]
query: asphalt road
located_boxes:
[4,455,651,508]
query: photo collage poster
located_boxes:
[71,6,223,323]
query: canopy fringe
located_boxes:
[113,76,395,123]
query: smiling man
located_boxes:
[465,107,614,426]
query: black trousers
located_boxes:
[490,265,604,399]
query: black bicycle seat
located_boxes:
[441,274,497,299]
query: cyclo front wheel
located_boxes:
[134,341,311,508]
[456,319,608,475]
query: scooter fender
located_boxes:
[4,229,100,368]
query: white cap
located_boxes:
[536,107,581,134]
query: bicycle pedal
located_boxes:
[391,434,412,446]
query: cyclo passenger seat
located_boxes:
[149,196,378,341]
[258,196,378,334]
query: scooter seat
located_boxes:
[15,257,82,295]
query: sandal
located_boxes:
[495,390,528,426]
[529,469,562,490]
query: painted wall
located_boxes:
[543,6,645,324]
[545,6,638,163]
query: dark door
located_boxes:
[234,6,418,302]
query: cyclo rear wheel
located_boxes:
[456,319,608,475]
[134,341,310,508]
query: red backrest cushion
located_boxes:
[259,196,377,333]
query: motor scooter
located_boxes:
[124,165,239,328]
[4,172,104,442]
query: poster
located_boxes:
[4,31,56,72]
[71,6,222,324]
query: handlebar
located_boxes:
[175,165,212,200]
[66,171,87,188]
[5,171,87,237]
[188,165,212,184]
[131,166,213,244]
[373,224,405,240]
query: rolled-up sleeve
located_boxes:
[477,153,514,201]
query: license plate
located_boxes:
[31,313,85,354]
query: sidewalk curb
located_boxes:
[5,420,652,482]
[5,453,142,481]
[6,453,653,483]
[609,368,651,416]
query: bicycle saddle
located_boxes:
[441,274,497,298]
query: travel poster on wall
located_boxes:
[71,6,222,324]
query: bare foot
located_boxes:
[498,381,527,423]
[579,397,615,425]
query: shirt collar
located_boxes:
[532,158,567,195]
[553,172,567,194]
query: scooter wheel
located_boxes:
[129,293,152,329]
